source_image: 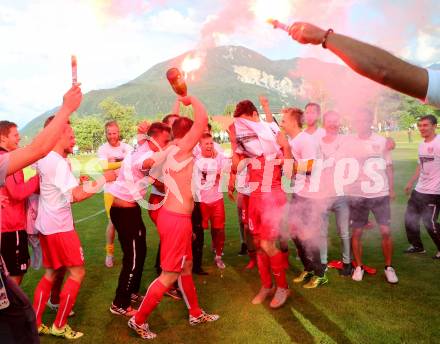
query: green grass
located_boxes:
[20,138,440,344]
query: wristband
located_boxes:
[322,29,334,49]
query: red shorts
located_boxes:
[237,193,250,225]
[40,230,84,270]
[200,199,225,229]
[157,207,193,273]
[148,193,165,225]
[248,190,286,241]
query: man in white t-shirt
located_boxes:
[194,133,228,269]
[343,109,397,284]
[318,111,352,276]
[304,102,326,140]
[192,123,224,158]
[107,122,172,317]
[403,115,440,259]
[192,123,223,275]
[32,116,115,339]
[97,121,132,268]
[277,107,328,288]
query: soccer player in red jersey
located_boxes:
[33,117,116,339]
[229,99,290,309]
[195,133,228,269]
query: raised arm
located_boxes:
[288,23,428,101]
[176,95,209,155]
[8,85,82,175]
[259,95,274,123]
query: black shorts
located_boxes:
[349,196,391,228]
[0,231,30,276]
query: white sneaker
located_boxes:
[105,255,114,268]
[352,266,364,282]
[384,266,398,284]
[269,287,290,309]
[128,316,157,340]
[251,286,275,305]
[214,256,226,269]
[189,310,220,326]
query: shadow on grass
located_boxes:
[231,263,353,344]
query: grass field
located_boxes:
[20,135,440,344]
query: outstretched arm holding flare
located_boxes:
[7,85,82,175]
[288,22,431,104]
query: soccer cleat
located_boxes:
[322,264,329,273]
[47,300,75,317]
[50,324,83,339]
[105,255,114,268]
[251,286,275,305]
[131,293,144,303]
[128,316,157,340]
[215,256,226,269]
[189,310,220,326]
[403,246,426,254]
[352,266,364,282]
[165,288,182,300]
[238,243,248,256]
[328,260,343,269]
[292,271,313,284]
[303,275,329,289]
[384,266,398,284]
[269,287,290,308]
[38,324,50,336]
[433,251,440,260]
[47,299,58,311]
[109,303,137,317]
[340,263,353,276]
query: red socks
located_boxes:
[270,252,288,289]
[135,278,169,325]
[54,278,81,329]
[178,275,202,317]
[256,251,272,288]
[33,276,54,327]
[212,229,225,256]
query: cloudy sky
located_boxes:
[1,0,439,127]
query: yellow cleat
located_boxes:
[292,271,313,283]
[50,324,84,339]
[303,275,329,289]
[38,324,50,336]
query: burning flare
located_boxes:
[181,54,202,80]
[252,0,291,23]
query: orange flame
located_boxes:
[181,54,202,81]
[252,0,291,23]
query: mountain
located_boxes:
[428,63,440,70]
[21,45,340,138]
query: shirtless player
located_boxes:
[128,95,219,340]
